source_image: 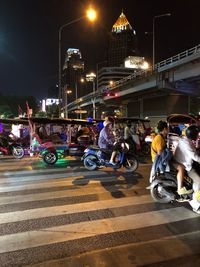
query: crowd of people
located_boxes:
[1,116,200,213]
[97,117,149,165]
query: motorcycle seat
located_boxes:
[86,146,99,151]
[100,148,112,154]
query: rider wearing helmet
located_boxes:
[186,125,199,141]
[174,124,200,213]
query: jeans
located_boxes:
[188,168,200,210]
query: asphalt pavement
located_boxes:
[0,156,200,267]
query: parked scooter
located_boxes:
[138,139,151,155]
[82,140,138,172]
[130,134,150,156]
[0,136,25,159]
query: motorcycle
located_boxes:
[0,136,25,159]
[139,139,151,155]
[149,159,194,203]
[82,140,139,172]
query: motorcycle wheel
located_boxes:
[141,143,150,155]
[12,146,25,159]
[84,155,98,170]
[150,182,172,203]
[43,152,58,165]
[124,156,138,172]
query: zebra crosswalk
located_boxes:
[0,157,200,266]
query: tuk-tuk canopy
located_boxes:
[0,117,94,126]
[114,117,150,123]
[167,114,197,125]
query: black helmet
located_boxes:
[157,120,168,132]
[186,125,199,140]
[127,120,131,127]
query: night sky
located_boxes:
[0,0,199,99]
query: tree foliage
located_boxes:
[0,95,38,116]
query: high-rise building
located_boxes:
[97,11,142,92]
[107,11,139,67]
[62,48,84,104]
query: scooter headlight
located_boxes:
[84,148,89,153]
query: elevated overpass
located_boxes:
[67,44,200,119]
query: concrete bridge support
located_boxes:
[127,94,190,119]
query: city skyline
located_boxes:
[0,0,199,99]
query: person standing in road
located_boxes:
[151,121,169,162]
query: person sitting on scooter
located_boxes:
[175,162,193,195]
[124,122,136,153]
[98,120,114,149]
[174,125,200,213]
[109,127,124,165]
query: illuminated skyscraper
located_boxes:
[107,11,139,67]
[63,48,84,102]
[97,12,141,92]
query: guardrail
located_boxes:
[67,43,200,110]
[106,43,200,90]
[99,43,200,93]
[155,43,200,69]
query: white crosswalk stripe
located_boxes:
[0,157,200,266]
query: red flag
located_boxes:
[26,101,30,118]
[26,101,33,134]
[18,105,23,116]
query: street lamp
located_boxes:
[75,77,86,102]
[58,7,97,118]
[86,72,96,119]
[74,77,85,119]
[61,85,72,118]
[153,13,171,69]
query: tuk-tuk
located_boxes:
[28,117,96,164]
[0,117,29,158]
[113,117,152,155]
[0,117,96,164]
[144,114,199,149]
[167,113,199,151]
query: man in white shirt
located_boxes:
[174,125,200,213]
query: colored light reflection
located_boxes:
[0,123,3,133]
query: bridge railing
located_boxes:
[155,43,200,69]
[104,69,151,91]
[68,43,200,110]
[67,91,102,110]
[104,43,200,91]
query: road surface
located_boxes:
[0,156,199,266]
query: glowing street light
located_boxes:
[86,8,97,22]
[58,7,97,118]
